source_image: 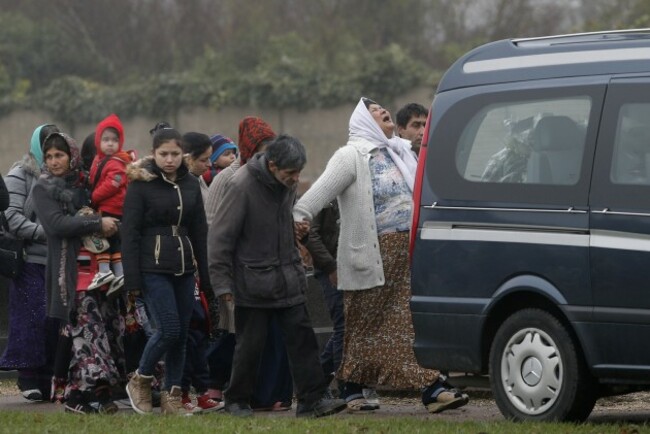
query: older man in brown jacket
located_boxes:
[207,134,346,418]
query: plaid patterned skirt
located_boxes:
[337,232,439,389]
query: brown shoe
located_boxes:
[126,370,154,415]
[161,386,194,416]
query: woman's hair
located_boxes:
[182,132,212,159]
[265,134,306,170]
[81,132,96,172]
[42,134,70,156]
[362,97,378,109]
[149,121,172,137]
[152,127,183,150]
[39,124,60,146]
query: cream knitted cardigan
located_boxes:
[293,136,385,291]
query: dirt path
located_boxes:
[1,386,649,423]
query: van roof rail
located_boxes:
[438,29,650,92]
[513,29,650,47]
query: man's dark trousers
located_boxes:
[225,303,325,406]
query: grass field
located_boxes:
[2,379,649,433]
[0,412,647,434]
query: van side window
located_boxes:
[457,97,591,185]
[610,103,650,185]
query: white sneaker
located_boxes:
[362,388,380,406]
[21,389,43,401]
[107,275,124,296]
[87,270,114,291]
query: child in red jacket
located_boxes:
[87,114,132,294]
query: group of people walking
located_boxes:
[0,97,470,417]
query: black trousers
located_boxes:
[225,303,325,406]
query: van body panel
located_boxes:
[586,77,650,374]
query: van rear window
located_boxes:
[457,97,591,186]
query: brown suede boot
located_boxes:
[126,370,154,415]
[160,386,194,416]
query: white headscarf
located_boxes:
[349,97,418,191]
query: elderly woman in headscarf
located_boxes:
[293,97,470,414]
[0,124,61,401]
[32,132,121,414]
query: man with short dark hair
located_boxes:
[396,103,429,156]
[208,134,346,418]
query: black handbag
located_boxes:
[0,211,25,279]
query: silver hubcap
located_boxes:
[500,327,562,415]
[521,357,543,386]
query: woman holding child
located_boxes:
[32,132,121,413]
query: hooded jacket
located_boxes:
[89,114,132,216]
[121,157,211,294]
[208,153,307,308]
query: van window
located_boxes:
[457,97,591,185]
[610,103,650,185]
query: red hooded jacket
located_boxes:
[89,114,132,216]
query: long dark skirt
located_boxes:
[337,232,439,390]
[0,263,48,369]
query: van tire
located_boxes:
[489,308,597,422]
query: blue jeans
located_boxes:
[138,273,195,391]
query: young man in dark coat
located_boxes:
[208,134,346,418]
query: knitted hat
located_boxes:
[209,134,237,163]
[238,117,276,164]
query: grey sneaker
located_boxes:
[296,397,347,418]
[224,401,254,417]
[126,370,154,415]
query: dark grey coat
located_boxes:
[33,172,101,321]
[208,153,307,308]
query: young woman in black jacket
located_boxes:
[122,128,211,416]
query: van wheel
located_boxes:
[489,308,596,421]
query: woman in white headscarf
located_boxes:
[294,97,469,414]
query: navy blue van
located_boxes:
[410,29,650,421]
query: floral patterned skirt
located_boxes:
[337,231,439,389]
[65,293,120,394]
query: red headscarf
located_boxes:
[237,117,276,164]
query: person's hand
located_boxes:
[328,270,338,287]
[100,217,119,237]
[294,219,310,240]
[219,293,233,302]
